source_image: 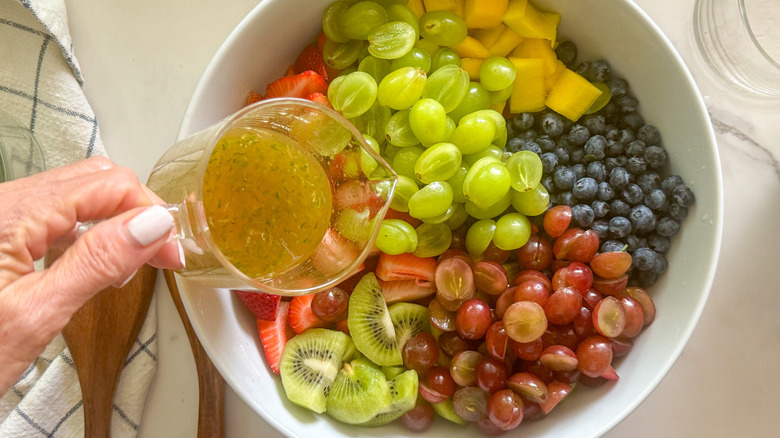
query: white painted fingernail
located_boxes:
[127,205,174,246]
[177,241,186,268]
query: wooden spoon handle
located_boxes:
[164,270,225,438]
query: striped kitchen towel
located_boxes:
[0,0,158,436]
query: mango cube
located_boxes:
[461,58,485,80]
[508,57,546,113]
[471,26,504,49]
[423,0,458,12]
[511,38,557,76]
[502,0,560,43]
[408,0,426,18]
[544,59,567,92]
[452,36,491,58]
[464,0,509,28]
[489,27,523,57]
[545,69,603,121]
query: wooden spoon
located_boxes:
[164,269,225,438]
[47,248,157,437]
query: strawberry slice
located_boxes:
[246,90,262,106]
[306,92,332,108]
[311,228,360,277]
[375,252,437,283]
[284,64,296,77]
[378,279,436,304]
[234,290,281,321]
[316,32,327,51]
[264,70,328,100]
[288,294,329,334]
[294,44,328,80]
[256,300,294,374]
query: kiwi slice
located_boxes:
[280,328,353,413]
[363,369,419,426]
[326,357,391,424]
[388,302,430,351]
[348,273,403,366]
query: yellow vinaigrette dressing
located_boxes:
[202,128,332,279]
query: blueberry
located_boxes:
[506,137,525,153]
[555,40,578,67]
[598,181,616,201]
[629,205,656,232]
[554,147,570,164]
[601,240,626,253]
[645,188,668,211]
[617,95,639,113]
[568,124,590,146]
[632,247,658,271]
[672,184,696,207]
[667,203,688,221]
[572,204,595,227]
[590,60,612,82]
[570,148,585,164]
[586,161,607,182]
[656,217,680,237]
[572,163,586,180]
[637,124,661,145]
[618,128,636,145]
[541,175,555,193]
[520,140,542,154]
[661,174,684,195]
[582,115,606,135]
[604,157,621,171]
[553,167,577,190]
[610,199,631,217]
[644,145,668,169]
[557,191,576,206]
[606,140,625,157]
[540,152,558,174]
[632,269,659,287]
[637,172,661,192]
[591,200,610,218]
[647,234,671,253]
[607,77,629,98]
[622,183,644,205]
[625,140,646,157]
[519,129,538,141]
[626,234,647,252]
[608,216,632,238]
[652,252,668,274]
[512,113,535,131]
[626,156,647,175]
[584,135,607,161]
[609,166,631,189]
[536,135,556,152]
[540,112,565,138]
[573,177,598,202]
[591,219,609,239]
[622,112,645,130]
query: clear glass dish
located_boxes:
[0,110,46,182]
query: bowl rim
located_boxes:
[174,0,724,436]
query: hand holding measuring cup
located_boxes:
[147,98,397,296]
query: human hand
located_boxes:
[0,157,183,395]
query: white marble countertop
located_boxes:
[65,0,780,436]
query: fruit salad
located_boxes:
[235,0,695,434]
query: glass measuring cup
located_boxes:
[0,110,46,182]
[147,98,397,296]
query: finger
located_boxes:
[147,240,184,270]
[0,156,116,195]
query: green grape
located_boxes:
[357,44,373,63]
[392,146,425,184]
[446,164,470,203]
[479,56,517,91]
[322,1,350,43]
[448,82,491,123]
[377,67,427,110]
[492,126,507,148]
[419,10,467,46]
[421,203,456,224]
[468,109,506,142]
[358,55,391,83]
[489,84,513,105]
[408,181,453,219]
[390,47,432,73]
[449,112,496,155]
[463,144,503,167]
[340,1,388,41]
[390,174,419,212]
[409,98,449,145]
[330,71,377,118]
[422,64,470,113]
[374,0,408,6]
[465,219,496,256]
[493,212,532,250]
[586,82,612,114]
[349,100,391,144]
[382,143,401,161]
[337,207,374,243]
[361,134,381,176]
[336,65,359,78]
[465,189,513,219]
[328,75,346,100]
[445,203,468,229]
[364,134,381,153]
[430,47,461,72]
[444,116,456,142]
[386,4,420,39]
[506,150,543,192]
[511,183,550,217]
[462,156,511,208]
[413,222,452,257]
[368,21,417,60]
[414,142,462,184]
[323,39,364,70]
[376,219,418,255]
[385,109,420,147]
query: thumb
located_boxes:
[43,204,175,311]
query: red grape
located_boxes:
[450,349,483,386]
[475,356,508,393]
[513,280,551,307]
[543,205,572,238]
[402,331,439,375]
[576,335,613,378]
[310,287,348,322]
[506,371,548,404]
[619,296,645,338]
[509,337,544,361]
[456,298,492,340]
[592,296,626,338]
[485,321,509,360]
[589,251,633,278]
[401,402,435,432]
[452,386,489,422]
[503,301,548,343]
[539,380,572,414]
[473,260,509,296]
[553,228,599,262]
[486,389,524,430]
[428,298,457,332]
[439,331,478,357]
[539,345,578,371]
[621,286,656,326]
[543,286,583,325]
[515,234,553,271]
[419,366,455,403]
[592,274,629,296]
[435,257,476,302]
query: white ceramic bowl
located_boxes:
[175,1,723,436]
